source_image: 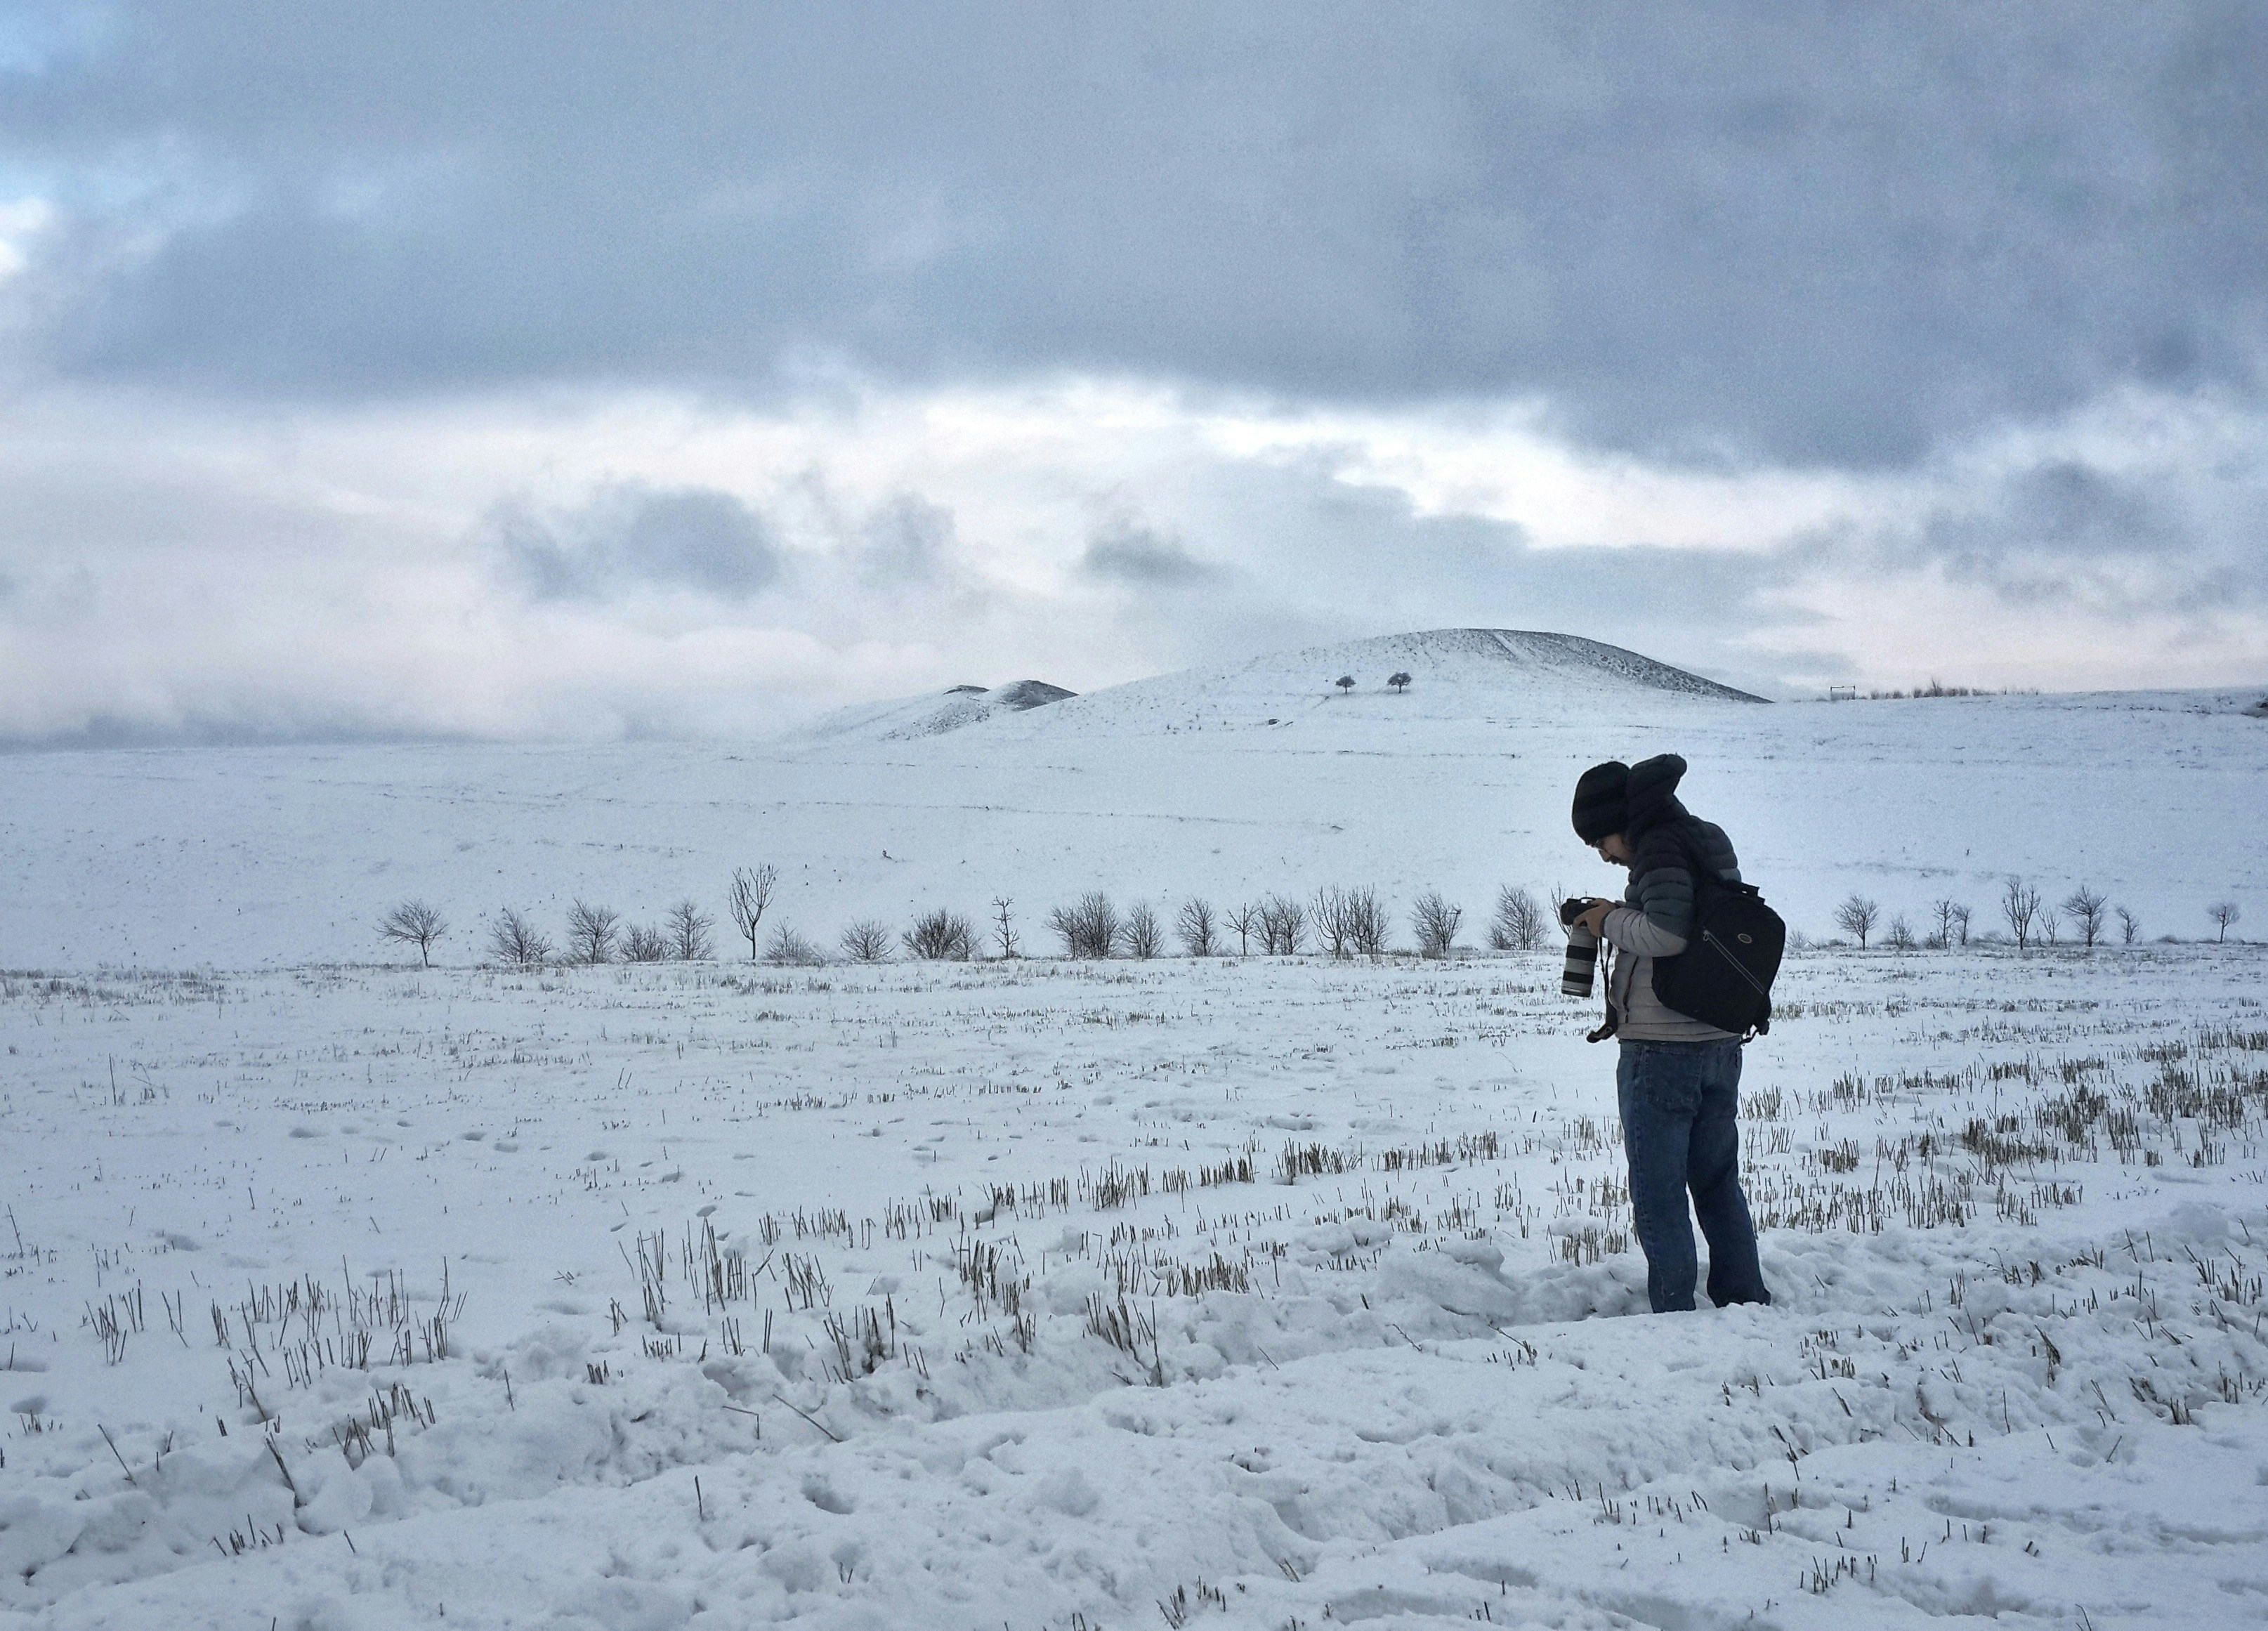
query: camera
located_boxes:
[1559,895,1600,929]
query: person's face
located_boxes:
[1593,832,1633,867]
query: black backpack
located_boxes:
[1649,834,1784,1038]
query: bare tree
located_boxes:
[1334,675,1355,695]
[728,865,778,962]
[1951,902,1972,945]
[1047,892,1121,958]
[1176,898,1219,957]
[622,922,671,962]
[379,900,447,967]
[1490,885,1547,951]
[1387,671,1412,693]
[1123,902,1164,959]
[2116,905,2141,945]
[1226,900,1260,956]
[2062,885,2108,948]
[903,909,975,960]
[1542,884,1578,939]
[991,897,1019,959]
[1313,885,1389,957]
[1257,893,1307,955]
[1080,893,1121,957]
[1885,915,1915,952]
[764,923,826,966]
[1507,886,1550,951]
[1488,892,1517,952]
[485,907,551,971]
[1928,898,1962,950]
[486,908,551,969]
[1411,891,1462,957]
[2001,877,2042,951]
[839,919,893,963]
[1349,889,1391,957]
[2037,906,2060,945]
[2208,900,2242,942]
[665,898,714,961]
[565,900,620,964]
[1833,893,1880,950]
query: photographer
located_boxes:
[1562,755,1771,1314]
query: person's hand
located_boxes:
[1558,895,1611,931]
[1572,899,1614,936]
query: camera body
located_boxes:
[1559,894,1607,929]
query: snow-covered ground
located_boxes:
[1,630,2260,970]
[4,946,2267,1628]
[3,629,2264,1627]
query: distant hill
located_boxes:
[787,629,1761,749]
[794,679,1077,743]
[972,628,1768,740]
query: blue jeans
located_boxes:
[1616,1040,1771,1313]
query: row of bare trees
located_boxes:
[1034,886,1498,961]
[383,875,1573,968]
[388,867,2249,969]
[1829,881,2241,952]
[382,899,707,970]
[478,898,718,967]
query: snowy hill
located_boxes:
[780,629,1757,755]
[792,678,1076,743]
[964,628,1766,742]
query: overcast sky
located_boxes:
[2,2,2263,742]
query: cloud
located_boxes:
[0,377,2260,747]
[856,493,955,587]
[4,5,2264,466]
[1844,434,2268,623]
[492,483,782,602]
[1080,521,1220,588]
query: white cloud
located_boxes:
[0,195,53,279]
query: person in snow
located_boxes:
[1562,754,1771,1314]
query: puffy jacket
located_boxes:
[1600,754,1741,1042]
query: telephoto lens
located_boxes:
[1561,905,1599,997]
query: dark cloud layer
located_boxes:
[1897,457,2264,620]
[7,3,2264,465]
[1082,522,1219,588]
[494,483,782,601]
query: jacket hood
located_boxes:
[1625,754,1689,838]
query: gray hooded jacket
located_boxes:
[1599,754,1741,1043]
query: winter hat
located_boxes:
[1571,761,1630,843]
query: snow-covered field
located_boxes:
[2,630,2261,971]
[3,630,2265,1629]
[4,948,2267,1629]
